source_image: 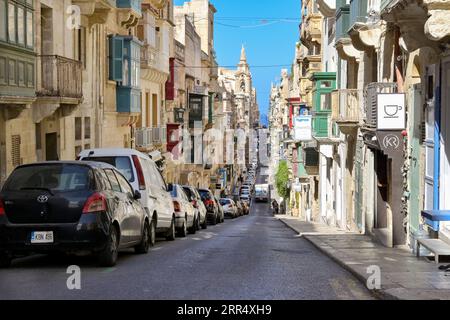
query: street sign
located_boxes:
[377,93,406,130]
[294,115,312,141]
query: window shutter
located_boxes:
[109,36,123,81]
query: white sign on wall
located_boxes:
[377,93,406,130]
[294,115,312,141]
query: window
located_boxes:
[81,156,135,183]
[17,6,24,45]
[105,169,121,192]
[26,9,32,47]
[320,93,332,110]
[108,35,141,88]
[4,164,92,192]
[11,134,21,167]
[75,117,82,140]
[150,164,165,190]
[8,3,15,43]
[84,117,91,139]
[0,0,6,40]
[115,171,134,195]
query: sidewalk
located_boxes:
[276,215,450,300]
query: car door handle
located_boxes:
[149,195,157,200]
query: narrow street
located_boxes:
[0,170,372,300]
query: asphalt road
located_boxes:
[0,169,373,300]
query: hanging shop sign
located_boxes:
[294,115,312,141]
[377,93,406,130]
[376,131,404,158]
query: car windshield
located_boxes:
[169,185,178,197]
[3,164,92,193]
[199,190,212,201]
[219,199,230,205]
[82,156,134,182]
[182,187,194,200]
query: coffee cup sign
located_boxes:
[377,93,406,130]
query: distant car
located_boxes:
[168,184,196,237]
[78,148,175,241]
[240,194,251,204]
[255,184,270,202]
[214,196,225,223]
[182,186,207,230]
[220,198,238,218]
[0,161,151,267]
[235,201,244,216]
[242,201,250,215]
[198,189,220,225]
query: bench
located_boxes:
[417,238,450,263]
[417,211,450,263]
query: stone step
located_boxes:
[417,238,450,263]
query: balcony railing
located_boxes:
[364,82,397,128]
[332,89,363,134]
[38,55,82,99]
[135,127,167,149]
[332,89,362,122]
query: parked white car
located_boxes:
[78,148,176,242]
[182,185,207,230]
[219,198,238,218]
[168,184,196,237]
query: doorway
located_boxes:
[45,132,58,161]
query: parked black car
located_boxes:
[198,189,221,225]
[0,161,151,268]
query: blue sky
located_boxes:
[174,0,301,125]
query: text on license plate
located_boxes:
[31,231,54,244]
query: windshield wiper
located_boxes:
[20,187,54,195]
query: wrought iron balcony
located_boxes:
[37,55,82,99]
[332,89,362,135]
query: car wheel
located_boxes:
[0,252,12,268]
[135,220,151,254]
[188,216,196,235]
[211,213,217,225]
[177,218,187,237]
[98,225,119,267]
[166,216,176,241]
[201,216,208,230]
[196,214,201,231]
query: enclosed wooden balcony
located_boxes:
[300,14,322,47]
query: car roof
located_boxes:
[78,148,152,160]
[16,161,116,170]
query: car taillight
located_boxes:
[192,200,198,208]
[0,198,5,216]
[132,155,146,190]
[173,201,181,212]
[83,193,107,214]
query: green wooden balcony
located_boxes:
[313,113,330,138]
[335,4,350,42]
[116,0,141,15]
[349,0,368,28]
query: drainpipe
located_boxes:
[433,63,442,212]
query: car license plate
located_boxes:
[31,231,54,244]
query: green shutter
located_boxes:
[109,36,123,81]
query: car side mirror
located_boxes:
[134,190,142,200]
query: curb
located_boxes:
[277,218,399,300]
